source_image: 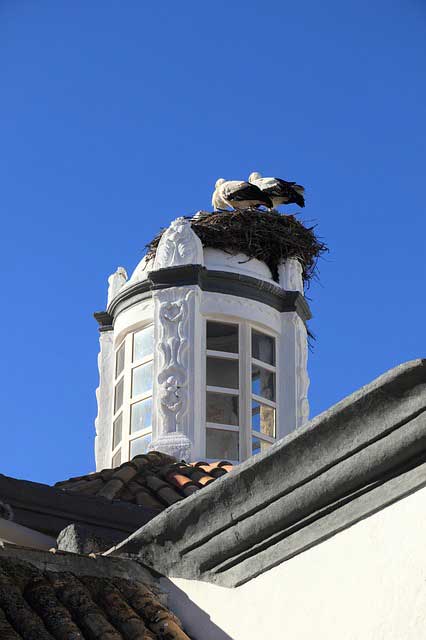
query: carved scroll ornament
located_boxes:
[153,217,204,270]
[156,290,194,433]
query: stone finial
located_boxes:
[153,217,204,270]
[107,267,128,306]
[278,258,304,293]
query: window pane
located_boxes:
[206,428,239,460]
[133,325,154,362]
[252,330,275,365]
[115,343,125,378]
[131,398,152,433]
[206,392,239,426]
[130,434,152,459]
[252,401,276,437]
[207,357,239,389]
[132,361,153,397]
[206,322,239,353]
[252,436,272,456]
[252,364,275,401]
[112,449,121,467]
[114,378,124,413]
[113,413,122,448]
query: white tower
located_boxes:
[94,215,311,470]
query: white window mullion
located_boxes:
[252,393,277,409]
[206,349,239,360]
[251,357,276,373]
[206,422,239,432]
[240,322,251,461]
[206,385,239,396]
[121,334,133,463]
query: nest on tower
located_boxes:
[146,209,328,284]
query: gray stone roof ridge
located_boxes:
[106,359,426,587]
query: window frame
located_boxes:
[204,318,278,462]
[111,324,154,466]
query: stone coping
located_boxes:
[0,474,160,538]
[107,359,426,587]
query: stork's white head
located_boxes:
[215,178,226,189]
[249,172,262,183]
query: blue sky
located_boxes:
[1,1,425,484]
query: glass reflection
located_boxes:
[115,343,125,378]
[207,322,239,353]
[114,378,124,413]
[131,398,152,433]
[112,449,121,468]
[132,361,153,397]
[207,357,239,389]
[252,365,275,401]
[133,325,154,362]
[206,428,239,460]
[113,413,122,448]
[252,330,275,365]
[206,392,239,426]
[252,436,272,456]
[130,434,152,458]
[252,401,276,437]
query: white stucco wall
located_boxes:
[163,487,426,640]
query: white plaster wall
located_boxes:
[163,487,426,640]
[203,249,273,283]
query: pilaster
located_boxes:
[94,330,114,470]
[149,285,202,460]
[278,311,310,437]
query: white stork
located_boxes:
[248,172,305,208]
[212,178,272,212]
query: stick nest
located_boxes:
[146,209,327,283]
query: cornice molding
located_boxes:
[104,265,311,325]
[108,359,426,587]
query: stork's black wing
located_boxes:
[226,182,272,207]
[262,178,305,208]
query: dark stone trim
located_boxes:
[0,474,161,538]
[106,265,311,322]
[0,547,157,585]
[94,311,114,332]
[108,359,426,587]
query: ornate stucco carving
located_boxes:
[94,331,114,470]
[107,267,128,306]
[148,432,192,461]
[153,217,204,270]
[278,258,304,294]
[150,287,198,460]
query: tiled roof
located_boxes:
[55,452,233,511]
[0,555,192,639]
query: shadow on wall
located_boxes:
[160,577,233,640]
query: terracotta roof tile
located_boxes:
[0,556,192,639]
[55,451,233,513]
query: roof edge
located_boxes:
[107,359,426,586]
[0,474,160,538]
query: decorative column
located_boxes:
[278,257,304,293]
[148,217,204,460]
[278,258,310,435]
[107,267,128,307]
[94,326,114,470]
